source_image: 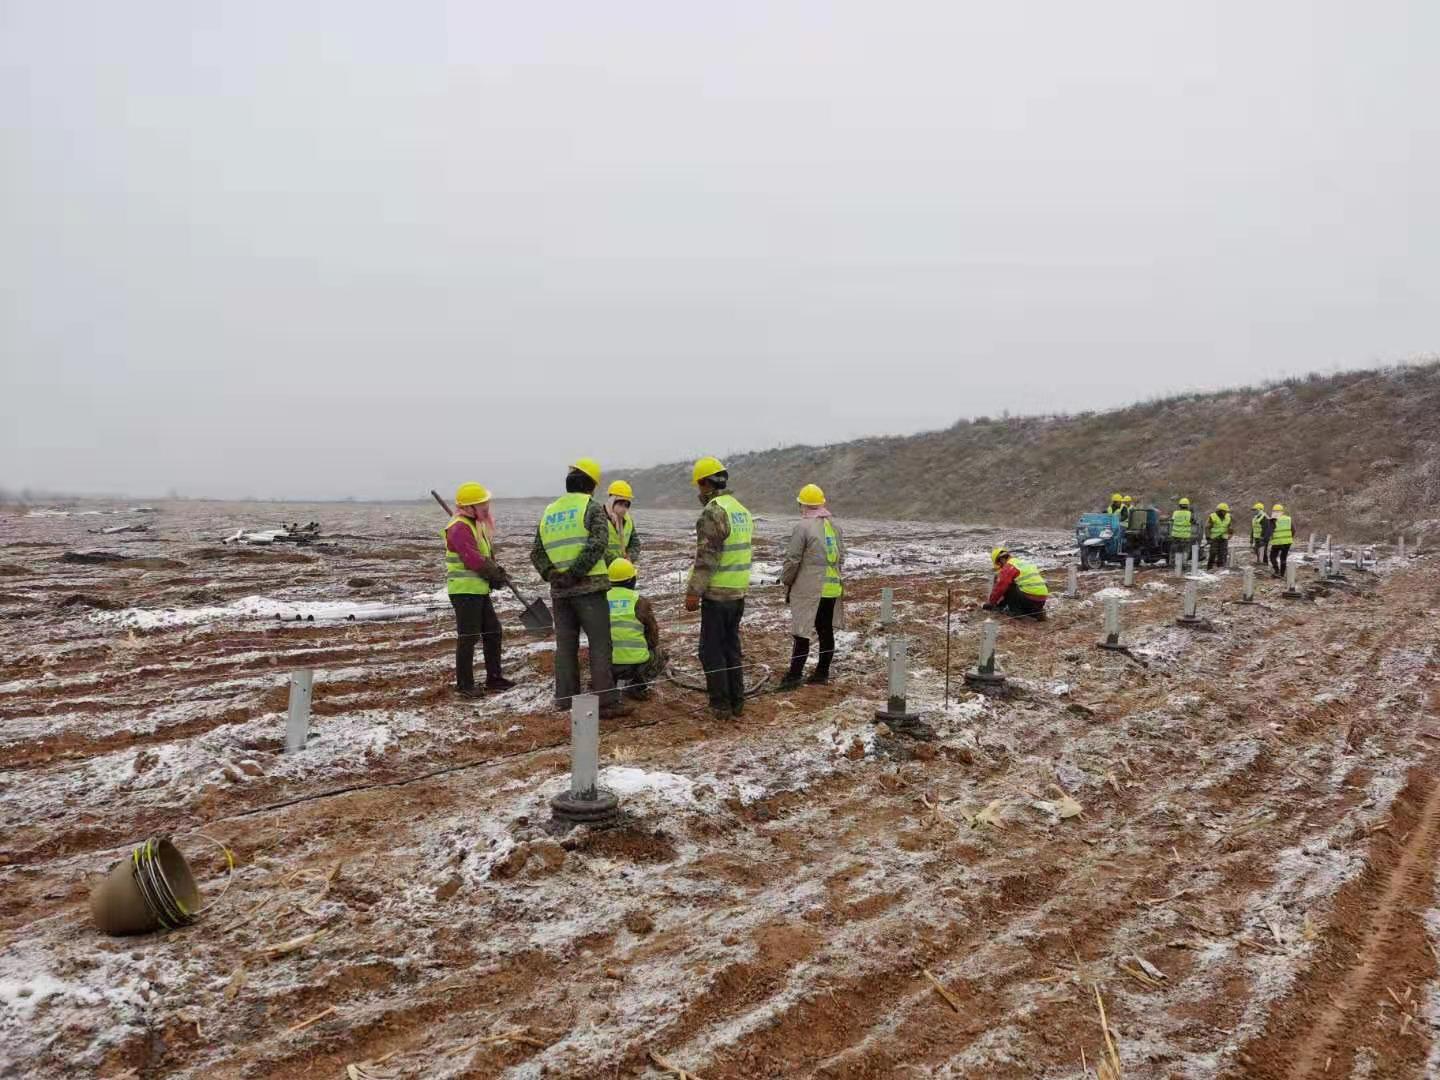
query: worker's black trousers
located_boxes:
[786,596,838,679]
[699,598,746,714]
[1207,538,1229,569]
[450,594,502,691]
[1270,543,1292,576]
[997,583,1046,618]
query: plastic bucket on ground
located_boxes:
[90,837,201,936]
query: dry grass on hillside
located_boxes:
[627,360,1440,539]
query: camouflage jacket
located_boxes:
[687,493,747,601]
[530,497,611,597]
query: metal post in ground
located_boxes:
[1282,558,1304,599]
[1066,564,1079,598]
[964,620,1007,690]
[1240,566,1256,604]
[1173,550,1185,579]
[1098,596,1124,651]
[944,586,952,708]
[1399,535,1406,560]
[875,636,926,732]
[285,669,314,754]
[1307,533,1315,555]
[1177,580,1204,627]
[1190,544,1200,574]
[551,693,620,827]
[1123,555,1135,587]
[880,587,894,632]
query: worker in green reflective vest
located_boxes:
[779,483,845,690]
[605,480,640,563]
[443,482,513,698]
[606,558,665,701]
[983,547,1049,618]
[1170,498,1195,562]
[530,457,629,719]
[685,456,753,720]
[1269,504,1294,577]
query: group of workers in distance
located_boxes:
[440,457,847,722]
[1105,492,1296,576]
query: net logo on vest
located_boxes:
[545,508,580,526]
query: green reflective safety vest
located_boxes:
[1171,509,1193,539]
[1208,512,1230,539]
[607,586,649,665]
[606,514,635,562]
[821,520,843,599]
[1013,558,1049,597]
[442,516,491,596]
[1272,515,1293,545]
[539,493,608,578]
[709,494,753,592]
[1252,513,1266,540]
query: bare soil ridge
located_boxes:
[626,360,1440,539]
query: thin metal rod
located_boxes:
[944,585,952,708]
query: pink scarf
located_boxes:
[466,504,495,543]
[801,505,832,520]
[607,498,630,531]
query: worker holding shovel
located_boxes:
[443,483,515,698]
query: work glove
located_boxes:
[981,603,996,611]
[683,592,700,613]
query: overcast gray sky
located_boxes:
[3,2,1437,500]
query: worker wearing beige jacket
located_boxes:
[779,484,845,690]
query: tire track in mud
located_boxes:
[1240,764,1440,1079]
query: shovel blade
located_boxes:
[519,596,553,633]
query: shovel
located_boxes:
[431,489,553,634]
[508,582,553,633]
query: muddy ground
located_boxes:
[1,499,1438,1079]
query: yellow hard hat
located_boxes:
[608,480,633,500]
[797,483,826,507]
[607,557,637,583]
[570,458,602,484]
[991,546,1010,566]
[1217,502,1229,511]
[1111,492,1123,503]
[1272,503,1285,513]
[1177,497,1190,507]
[1122,495,1133,504]
[455,482,490,507]
[691,456,726,486]
[1252,502,1265,511]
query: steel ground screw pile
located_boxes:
[1176,580,1205,627]
[880,587,895,631]
[1065,564,1079,599]
[1173,550,1185,579]
[550,694,619,828]
[875,636,926,732]
[285,669,313,754]
[1399,535,1407,560]
[1240,566,1256,604]
[1098,596,1125,651]
[1123,555,1135,587]
[1282,559,1304,600]
[964,619,1007,690]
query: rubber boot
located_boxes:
[778,636,808,691]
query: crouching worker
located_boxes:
[982,547,1049,619]
[444,482,513,697]
[606,558,666,700]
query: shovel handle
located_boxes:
[430,489,454,516]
